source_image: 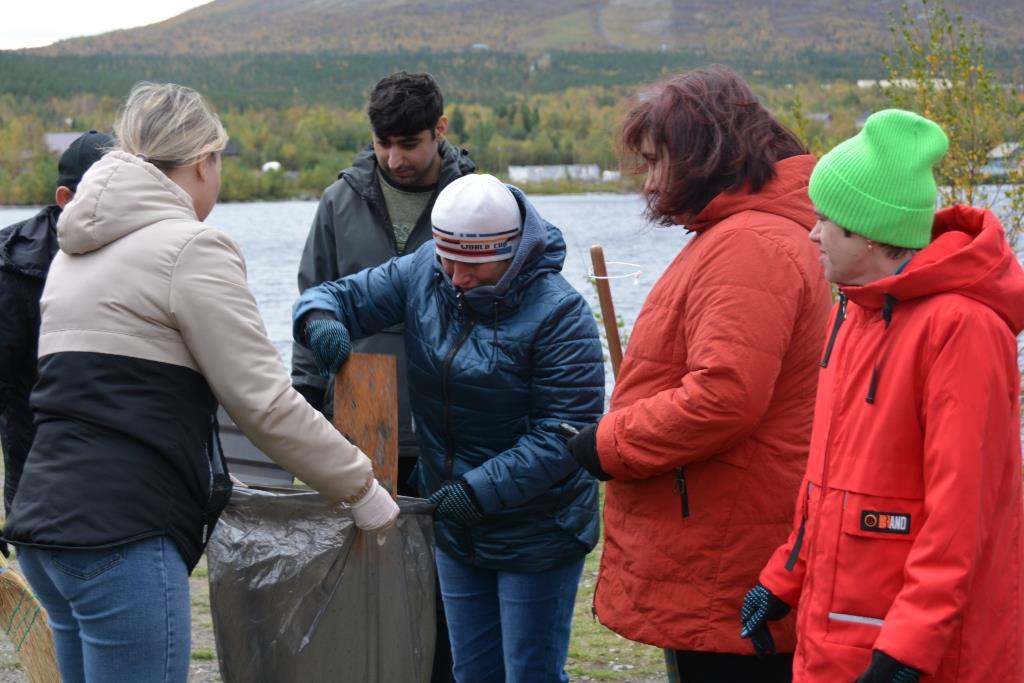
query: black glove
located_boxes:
[566,422,611,481]
[855,650,921,683]
[739,583,791,658]
[303,312,352,378]
[429,479,484,526]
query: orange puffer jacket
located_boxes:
[594,155,832,653]
[760,206,1024,681]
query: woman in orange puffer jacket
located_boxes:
[566,65,832,682]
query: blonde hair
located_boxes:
[114,82,228,169]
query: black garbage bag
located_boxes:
[207,487,436,683]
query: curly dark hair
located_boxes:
[621,65,807,224]
[368,71,444,139]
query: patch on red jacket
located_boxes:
[860,510,911,534]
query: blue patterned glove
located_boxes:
[429,480,484,526]
[855,650,921,683]
[739,583,791,658]
[304,314,352,378]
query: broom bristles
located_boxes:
[0,560,60,683]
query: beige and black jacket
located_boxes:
[4,151,373,570]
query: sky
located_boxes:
[0,1,212,50]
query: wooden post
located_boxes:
[332,352,399,498]
[590,245,624,379]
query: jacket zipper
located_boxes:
[785,482,813,571]
[798,309,852,573]
[203,413,223,544]
[674,467,690,517]
[441,297,476,480]
[791,298,849,570]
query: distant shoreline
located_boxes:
[0,182,640,209]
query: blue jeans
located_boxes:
[435,548,585,683]
[18,535,190,683]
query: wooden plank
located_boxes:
[332,352,399,498]
[590,244,623,379]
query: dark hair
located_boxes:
[839,227,914,260]
[621,65,807,224]
[368,71,444,139]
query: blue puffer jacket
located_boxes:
[294,186,604,572]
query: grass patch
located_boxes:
[191,648,216,661]
[566,540,663,680]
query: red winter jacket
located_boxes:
[594,155,832,652]
[760,205,1024,681]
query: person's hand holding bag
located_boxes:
[348,479,399,531]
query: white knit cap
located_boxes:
[432,174,522,263]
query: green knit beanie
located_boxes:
[808,109,949,249]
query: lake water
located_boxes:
[5,194,1024,439]
[0,195,691,380]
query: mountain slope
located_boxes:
[26,0,1024,56]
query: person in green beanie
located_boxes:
[741,109,1024,683]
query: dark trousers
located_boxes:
[665,649,794,683]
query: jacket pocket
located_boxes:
[824,491,923,649]
[785,480,819,571]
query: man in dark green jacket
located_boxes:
[292,71,475,497]
[291,72,472,683]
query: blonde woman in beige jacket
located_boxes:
[3,82,397,683]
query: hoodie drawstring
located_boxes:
[865,294,897,404]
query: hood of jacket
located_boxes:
[57,151,197,255]
[0,205,62,279]
[688,154,817,234]
[437,184,566,316]
[843,205,1024,335]
[341,139,476,200]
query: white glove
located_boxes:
[348,479,399,531]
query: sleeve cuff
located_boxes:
[461,467,499,515]
[595,412,626,479]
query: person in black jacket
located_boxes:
[0,130,111,518]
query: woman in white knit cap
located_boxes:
[295,173,604,683]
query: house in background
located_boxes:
[508,164,601,184]
[808,112,832,126]
[982,142,1023,177]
